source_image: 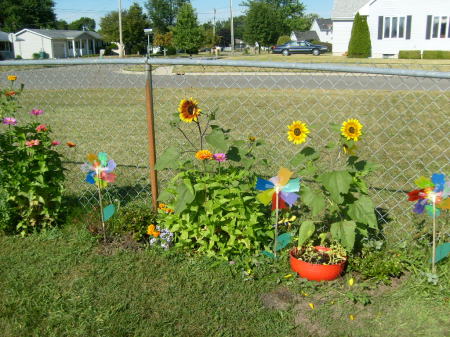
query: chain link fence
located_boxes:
[1,57,449,244]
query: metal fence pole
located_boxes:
[145,62,159,209]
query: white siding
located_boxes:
[332,20,354,55]
[311,21,333,43]
[13,31,52,59]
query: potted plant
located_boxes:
[286,119,379,281]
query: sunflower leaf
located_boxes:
[301,186,325,216]
[205,129,229,152]
[290,147,319,167]
[318,170,353,204]
[330,221,356,252]
[155,146,180,170]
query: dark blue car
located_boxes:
[271,40,328,56]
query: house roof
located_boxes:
[0,31,11,42]
[315,19,333,31]
[332,0,370,19]
[291,31,320,41]
[15,29,102,40]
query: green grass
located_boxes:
[0,223,448,337]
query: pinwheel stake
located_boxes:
[407,173,450,273]
[256,168,300,257]
[82,152,117,242]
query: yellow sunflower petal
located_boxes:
[287,121,310,144]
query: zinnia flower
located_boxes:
[30,109,44,116]
[25,139,40,147]
[213,153,227,162]
[2,117,17,125]
[195,149,213,160]
[341,119,363,141]
[51,140,61,146]
[36,124,48,132]
[7,75,17,81]
[5,91,16,97]
[147,224,160,238]
[178,98,201,123]
[67,141,76,147]
[287,121,310,144]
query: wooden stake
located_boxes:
[432,198,436,273]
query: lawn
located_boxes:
[0,222,448,337]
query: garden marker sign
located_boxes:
[256,167,300,257]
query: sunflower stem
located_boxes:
[177,126,198,150]
[195,120,203,149]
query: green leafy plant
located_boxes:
[156,98,272,261]
[294,241,347,265]
[0,75,23,119]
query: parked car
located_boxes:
[271,40,328,56]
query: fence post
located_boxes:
[145,62,159,210]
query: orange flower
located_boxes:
[147,224,160,238]
[67,141,76,147]
[158,203,167,209]
[5,91,16,97]
[195,149,213,160]
[7,75,17,81]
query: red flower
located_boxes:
[5,91,16,97]
[407,189,425,201]
[36,124,48,132]
[51,140,61,146]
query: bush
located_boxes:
[32,52,49,60]
[104,43,118,56]
[311,40,332,52]
[0,172,11,231]
[14,55,22,60]
[166,46,177,56]
[398,50,422,59]
[422,50,450,59]
[348,12,371,58]
[277,35,290,45]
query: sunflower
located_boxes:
[195,149,213,160]
[178,98,201,123]
[341,119,363,141]
[287,121,310,144]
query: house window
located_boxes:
[432,16,439,38]
[441,16,448,38]
[391,17,398,38]
[384,17,391,38]
[427,15,450,39]
[399,17,405,37]
[380,16,407,39]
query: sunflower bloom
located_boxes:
[178,98,201,122]
[7,75,17,81]
[341,119,363,141]
[195,149,213,160]
[287,121,310,144]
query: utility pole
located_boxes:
[213,8,216,39]
[229,0,234,54]
[118,0,124,57]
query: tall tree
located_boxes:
[347,13,371,58]
[0,0,57,32]
[215,15,246,46]
[55,19,69,30]
[99,3,149,54]
[68,17,96,31]
[172,3,201,54]
[145,0,190,33]
[243,2,286,47]
[289,13,319,31]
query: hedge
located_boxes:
[398,50,421,59]
[311,40,332,52]
[422,50,450,59]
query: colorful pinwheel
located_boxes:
[407,173,450,272]
[82,152,117,188]
[256,167,300,210]
[407,173,450,217]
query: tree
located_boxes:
[0,0,57,32]
[55,20,69,30]
[154,31,173,48]
[289,13,319,31]
[347,13,371,58]
[145,0,190,33]
[99,3,149,54]
[172,3,201,54]
[68,17,96,31]
[200,23,220,48]
[244,2,286,48]
[215,15,246,47]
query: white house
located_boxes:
[310,18,333,43]
[13,29,103,59]
[332,0,450,58]
[0,31,14,59]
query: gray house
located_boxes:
[13,29,103,59]
[290,31,320,42]
[0,31,14,59]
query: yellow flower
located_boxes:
[158,203,167,209]
[349,314,355,320]
[287,121,310,144]
[348,278,355,287]
[7,75,17,81]
[341,119,363,141]
[195,149,213,160]
[178,98,201,123]
[248,136,256,142]
[308,303,315,310]
[147,224,160,238]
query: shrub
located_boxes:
[398,50,421,59]
[166,46,177,56]
[14,55,22,60]
[348,12,371,58]
[277,35,290,45]
[104,43,118,56]
[422,50,450,59]
[311,40,332,52]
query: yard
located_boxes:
[0,62,449,336]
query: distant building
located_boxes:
[13,29,103,59]
[0,31,14,59]
[332,0,450,58]
[310,18,333,43]
[290,31,320,42]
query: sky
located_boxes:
[54,0,333,27]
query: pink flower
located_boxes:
[25,139,40,147]
[30,109,44,116]
[36,124,48,132]
[3,117,17,125]
[51,140,61,146]
[213,153,227,162]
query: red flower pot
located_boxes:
[290,246,347,281]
